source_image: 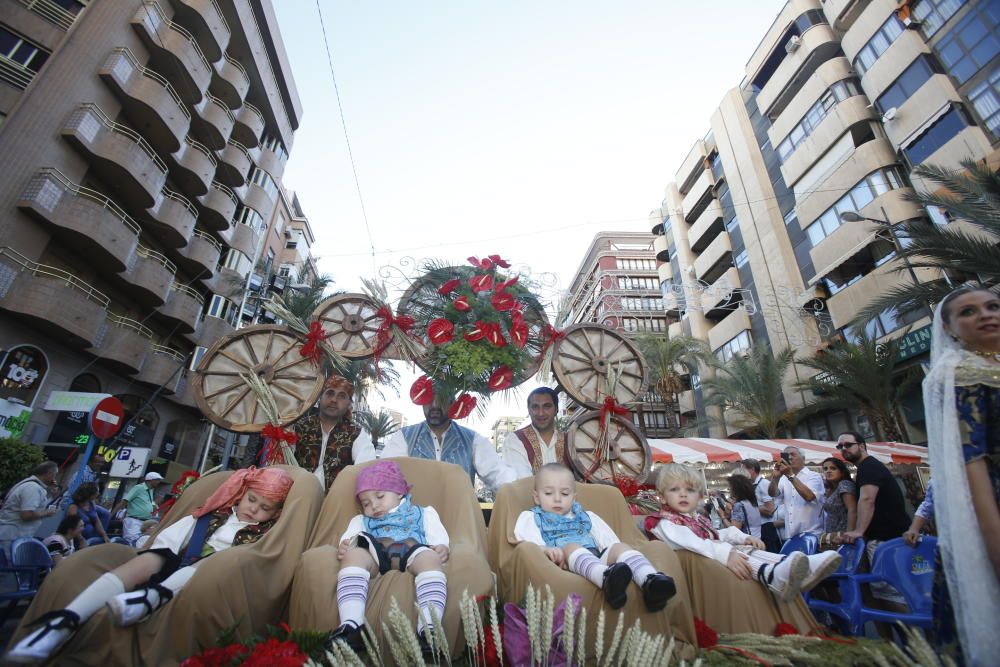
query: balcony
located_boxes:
[694,232,733,284]
[821,0,869,31]
[232,103,264,147]
[255,140,287,181]
[197,313,234,348]
[675,140,707,194]
[0,247,109,347]
[61,104,169,210]
[827,263,937,329]
[131,0,212,106]
[158,281,204,332]
[176,228,221,276]
[137,344,187,393]
[653,234,669,262]
[225,221,259,258]
[242,181,275,216]
[204,265,243,294]
[169,372,199,408]
[701,267,742,319]
[169,136,217,197]
[884,75,963,149]
[198,181,238,231]
[211,54,250,109]
[123,244,176,306]
[780,94,876,188]
[191,94,235,150]
[168,0,230,62]
[90,314,152,375]
[13,0,81,30]
[99,47,191,154]
[17,169,140,274]
[216,140,252,187]
[678,390,696,416]
[707,306,752,351]
[688,200,724,252]
[796,138,898,228]
[757,24,841,119]
[144,186,197,248]
[681,170,715,222]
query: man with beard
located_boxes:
[502,387,571,478]
[379,400,516,491]
[293,375,374,491]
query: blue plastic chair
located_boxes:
[807,538,866,630]
[10,537,54,579]
[780,532,819,556]
[0,543,42,626]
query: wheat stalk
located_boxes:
[361,622,383,667]
[361,277,423,363]
[562,596,576,666]
[526,585,540,665]
[539,586,554,667]
[487,594,502,667]
[387,598,422,665]
[594,607,605,665]
[265,295,348,372]
[575,606,587,666]
[430,605,451,666]
[460,591,479,667]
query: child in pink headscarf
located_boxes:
[8,467,293,664]
[327,460,449,659]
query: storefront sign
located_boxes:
[48,410,90,446]
[44,391,110,413]
[109,447,150,479]
[896,325,932,362]
[0,398,31,439]
[0,345,48,407]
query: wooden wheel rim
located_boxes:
[310,293,383,359]
[192,324,324,432]
[552,323,648,409]
[566,410,651,484]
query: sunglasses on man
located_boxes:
[835,441,860,450]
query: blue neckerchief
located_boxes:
[531,502,597,550]
[363,495,426,543]
[402,422,475,483]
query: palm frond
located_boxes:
[850,279,950,327]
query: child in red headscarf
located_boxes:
[8,467,293,664]
[327,460,449,660]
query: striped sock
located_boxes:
[618,549,656,585]
[336,566,370,628]
[568,548,607,587]
[414,570,447,632]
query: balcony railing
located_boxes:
[0,246,109,306]
[0,57,37,90]
[136,243,177,274]
[107,47,190,120]
[27,168,142,238]
[16,0,79,29]
[107,312,154,339]
[71,103,168,174]
[171,280,206,304]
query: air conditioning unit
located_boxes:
[881,107,899,123]
[785,36,802,53]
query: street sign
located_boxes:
[89,396,124,439]
[43,391,109,412]
[109,447,150,478]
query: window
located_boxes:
[846,308,901,342]
[221,249,251,277]
[189,346,207,371]
[902,105,972,166]
[0,26,50,88]
[968,67,1000,138]
[233,205,264,232]
[618,258,656,271]
[260,134,288,162]
[777,78,863,163]
[617,276,658,290]
[853,15,905,75]
[623,297,664,311]
[725,215,739,233]
[912,0,967,37]
[734,249,749,268]
[709,151,725,182]
[934,2,1000,85]
[875,55,942,113]
[804,166,907,246]
[783,210,799,227]
[207,295,238,326]
[248,167,278,201]
[715,330,752,363]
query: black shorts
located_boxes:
[355,532,429,575]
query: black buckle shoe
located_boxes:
[325,622,366,653]
[418,632,438,662]
[602,562,632,610]
[641,573,677,612]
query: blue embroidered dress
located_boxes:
[363,495,427,544]
[531,502,598,550]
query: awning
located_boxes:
[648,438,928,466]
[807,231,880,287]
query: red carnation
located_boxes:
[180,644,248,667]
[774,623,799,637]
[453,295,471,312]
[488,365,514,391]
[409,376,434,405]
[470,274,494,293]
[694,617,718,648]
[241,638,308,667]
[427,318,454,345]
[491,290,515,311]
[448,393,477,419]
[437,278,461,295]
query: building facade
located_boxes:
[649,0,999,442]
[0,0,302,478]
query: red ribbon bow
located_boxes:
[299,321,332,365]
[599,396,630,428]
[539,324,565,354]
[374,305,416,356]
[261,423,298,446]
[259,423,298,466]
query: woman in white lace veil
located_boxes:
[923,286,1000,666]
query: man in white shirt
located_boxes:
[739,459,781,552]
[767,446,824,538]
[378,401,516,492]
[502,387,569,479]
[0,461,59,553]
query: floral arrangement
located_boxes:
[157,470,201,520]
[180,623,322,667]
[613,477,661,515]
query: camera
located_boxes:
[780,452,791,464]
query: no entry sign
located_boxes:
[89,396,124,440]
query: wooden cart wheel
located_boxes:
[566,409,651,484]
[310,293,384,359]
[192,324,324,432]
[552,323,648,409]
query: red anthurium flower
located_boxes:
[464,321,488,342]
[427,318,454,345]
[488,365,513,391]
[497,276,519,291]
[470,274,494,293]
[510,313,528,348]
[487,254,511,268]
[437,278,461,295]
[453,295,471,312]
[491,290,515,311]
[409,376,434,405]
[448,393,477,419]
[467,256,493,270]
[483,321,506,347]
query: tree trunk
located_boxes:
[663,396,680,437]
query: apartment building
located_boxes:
[649,0,999,442]
[0,0,301,475]
[491,415,523,452]
[564,231,675,436]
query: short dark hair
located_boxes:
[740,459,761,474]
[941,285,995,324]
[32,461,58,478]
[72,482,99,505]
[527,386,559,408]
[57,514,83,535]
[727,474,757,506]
[838,431,867,447]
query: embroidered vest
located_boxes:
[514,427,568,472]
[402,423,476,483]
[292,412,361,489]
[651,508,718,540]
[178,510,277,562]
[363,496,426,543]
[532,502,597,550]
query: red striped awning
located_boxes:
[648,438,927,466]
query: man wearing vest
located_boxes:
[503,387,570,478]
[379,400,516,491]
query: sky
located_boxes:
[271,1,787,431]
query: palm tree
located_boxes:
[280,274,336,321]
[341,358,401,405]
[635,334,711,437]
[854,159,1000,325]
[699,342,797,438]
[795,333,919,442]
[355,410,400,454]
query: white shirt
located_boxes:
[340,499,450,547]
[513,509,620,551]
[379,423,517,492]
[773,468,825,537]
[312,424,375,490]
[649,519,750,566]
[751,475,774,525]
[148,509,262,556]
[0,476,51,543]
[502,427,561,480]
